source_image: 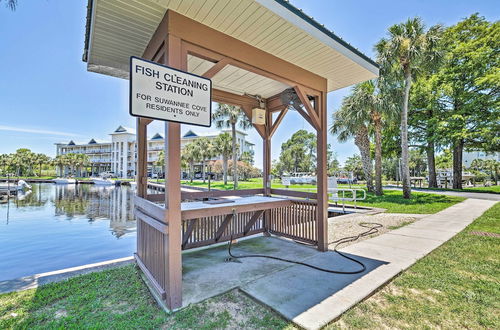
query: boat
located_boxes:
[17,180,32,190]
[92,178,115,186]
[52,178,77,184]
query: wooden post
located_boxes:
[316,93,328,252]
[262,105,272,233]
[136,118,148,198]
[162,34,183,310]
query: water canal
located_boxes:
[0,183,136,281]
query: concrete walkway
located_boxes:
[242,198,497,329]
[385,186,500,201]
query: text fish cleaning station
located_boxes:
[83,0,380,320]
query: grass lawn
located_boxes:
[350,190,465,214]
[326,201,500,329]
[418,185,500,194]
[0,266,287,329]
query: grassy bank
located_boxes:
[0,266,287,329]
[327,202,500,329]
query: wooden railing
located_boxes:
[134,190,320,301]
[267,199,318,245]
[181,211,265,250]
[134,195,168,300]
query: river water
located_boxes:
[0,183,136,281]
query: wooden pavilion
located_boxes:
[84,0,378,310]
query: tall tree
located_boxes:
[181,143,198,183]
[213,132,234,185]
[346,80,397,195]
[436,14,499,189]
[330,93,374,192]
[276,130,316,175]
[35,153,51,177]
[1,0,17,10]
[212,103,252,189]
[191,137,214,184]
[376,17,443,198]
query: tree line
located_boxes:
[331,14,498,198]
[0,149,89,177]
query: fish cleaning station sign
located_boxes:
[130,56,212,127]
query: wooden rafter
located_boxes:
[294,86,320,130]
[269,106,288,138]
[202,57,232,79]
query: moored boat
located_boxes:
[53,178,77,184]
[92,178,115,186]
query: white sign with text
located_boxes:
[129,56,212,127]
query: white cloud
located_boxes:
[0,125,80,137]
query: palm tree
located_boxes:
[53,155,66,177]
[349,80,398,195]
[191,137,214,184]
[75,154,90,177]
[375,17,443,198]
[330,97,374,193]
[35,153,51,177]
[1,0,17,10]
[181,143,198,183]
[155,150,165,182]
[213,132,234,185]
[212,103,252,189]
[0,154,11,176]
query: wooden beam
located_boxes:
[163,33,183,310]
[212,88,260,108]
[294,86,321,130]
[269,106,288,138]
[316,91,328,252]
[202,57,232,79]
[215,213,234,242]
[136,118,148,198]
[243,210,264,235]
[293,105,315,129]
[182,219,196,249]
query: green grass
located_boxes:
[0,266,288,329]
[417,185,500,194]
[350,190,465,214]
[327,202,500,329]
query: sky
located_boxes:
[0,0,498,168]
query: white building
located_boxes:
[463,150,500,168]
[55,125,254,178]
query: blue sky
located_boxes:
[0,0,498,168]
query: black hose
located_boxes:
[227,222,383,275]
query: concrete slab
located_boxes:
[241,250,387,321]
[181,236,318,306]
[387,227,456,242]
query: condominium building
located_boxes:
[55,125,254,178]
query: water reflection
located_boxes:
[52,184,135,238]
[0,183,137,280]
[2,183,136,238]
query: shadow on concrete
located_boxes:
[180,235,387,319]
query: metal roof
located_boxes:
[83,0,378,92]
